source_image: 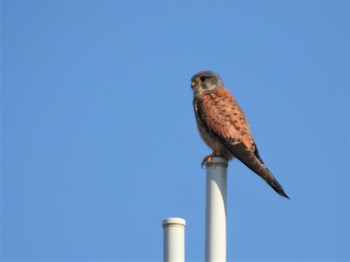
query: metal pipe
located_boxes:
[205,157,228,262]
[163,217,186,262]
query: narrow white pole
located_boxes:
[205,157,228,262]
[163,217,186,262]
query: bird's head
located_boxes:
[191,71,224,96]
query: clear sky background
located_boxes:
[2,0,349,261]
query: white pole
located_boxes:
[205,157,228,262]
[163,217,186,262]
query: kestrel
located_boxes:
[191,71,289,198]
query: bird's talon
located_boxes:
[201,159,209,168]
[201,153,217,167]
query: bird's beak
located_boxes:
[191,78,199,89]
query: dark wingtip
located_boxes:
[264,168,290,200]
[277,189,291,200]
[269,178,290,199]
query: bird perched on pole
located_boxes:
[191,71,289,199]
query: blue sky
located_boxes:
[2,0,349,261]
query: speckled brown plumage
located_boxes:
[191,71,289,199]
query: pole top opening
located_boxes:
[162,217,186,227]
[205,157,228,168]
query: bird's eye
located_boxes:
[200,76,208,81]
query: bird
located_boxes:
[191,71,289,199]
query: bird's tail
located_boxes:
[257,166,290,199]
[225,142,290,199]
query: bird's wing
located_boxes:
[195,87,289,198]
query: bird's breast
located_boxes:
[195,112,234,159]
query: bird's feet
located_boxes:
[201,152,224,168]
